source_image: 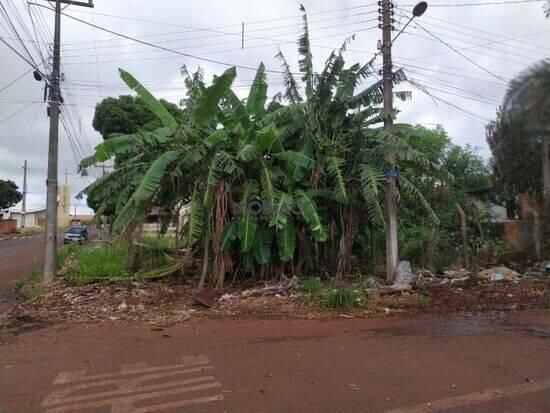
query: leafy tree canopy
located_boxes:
[92,95,184,139]
[0,180,22,210]
[486,59,549,208]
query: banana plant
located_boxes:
[79,5,446,286]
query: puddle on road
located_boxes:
[359,313,550,339]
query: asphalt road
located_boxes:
[0,233,49,312]
[0,231,95,313]
[1,309,549,412]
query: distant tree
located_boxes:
[487,60,550,207]
[92,95,184,139]
[400,125,491,268]
[545,0,550,18]
[0,180,22,210]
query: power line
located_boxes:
[411,21,508,83]
[61,10,379,54]
[28,3,299,74]
[403,0,543,6]
[0,67,33,94]
[60,18,379,60]
[407,79,490,124]
[0,101,38,123]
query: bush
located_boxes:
[323,288,364,309]
[66,245,128,285]
[300,276,324,294]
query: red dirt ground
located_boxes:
[0,309,549,412]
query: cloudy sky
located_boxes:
[0,0,549,213]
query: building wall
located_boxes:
[57,185,71,228]
[0,220,17,234]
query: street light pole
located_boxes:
[380,1,427,281]
[43,0,62,277]
[43,0,94,277]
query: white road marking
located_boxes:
[42,355,223,413]
[386,378,550,413]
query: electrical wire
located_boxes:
[403,0,543,6]
[411,21,508,82]
[0,67,33,94]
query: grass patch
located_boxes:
[141,235,177,249]
[65,245,128,285]
[300,276,324,294]
[57,243,79,269]
[140,235,177,269]
[416,295,430,308]
[13,269,45,300]
[323,288,364,309]
[20,226,44,235]
[386,298,401,308]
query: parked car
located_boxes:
[63,226,88,244]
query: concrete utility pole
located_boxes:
[22,160,27,229]
[93,164,112,240]
[379,1,427,281]
[381,0,398,282]
[43,0,93,278]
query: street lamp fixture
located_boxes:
[391,2,428,44]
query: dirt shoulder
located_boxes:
[1,274,547,340]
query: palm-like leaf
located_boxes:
[192,66,237,126]
[184,184,204,246]
[119,69,177,127]
[277,219,296,262]
[326,156,348,202]
[246,62,268,118]
[359,163,385,227]
[294,189,327,241]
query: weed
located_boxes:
[323,288,364,309]
[300,277,324,294]
[387,298,401,308]
[65,246,128,285]
[414,282,429,296]
[416,295,430,308]
[13,270,44,300]
[140,235,178,269]
[57,243,79,269]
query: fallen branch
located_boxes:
[242,276,299,297]
[365,283,412,295]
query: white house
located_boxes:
[1,185,72,229]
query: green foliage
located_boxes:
[300,276,324,293]
[323,288,364,309]
[386,298,401,309]
[57,243,79,269]
[487,59,549,207]
[13,270,44,300]
[65,246,128,285]
[92,95,184,140]
[79,6,449,286]
[0,179,22,210]
[399,124,492,269]
[119,69,177,128]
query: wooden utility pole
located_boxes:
[381,0,399,282]
[43,0,93,278]
[21,160,27,229]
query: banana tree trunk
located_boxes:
[454,203,470,268]
[542,133,550,206]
